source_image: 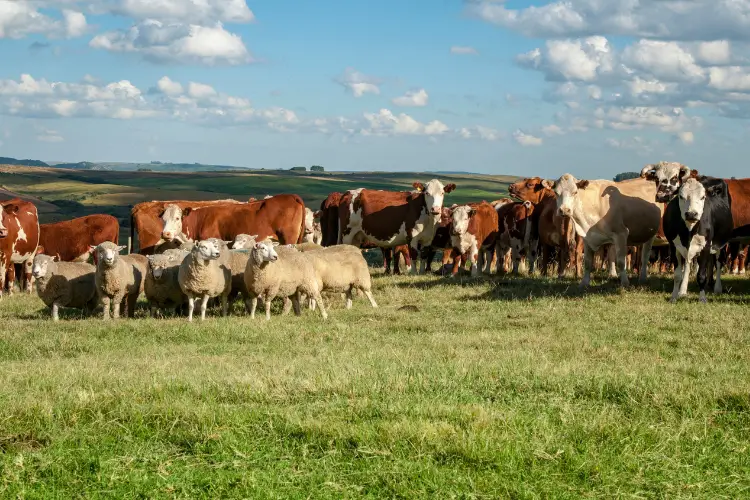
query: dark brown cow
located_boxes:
[339,180,456,273]
[0,199,39,296]
[449,202,499,277]
[495,201,536,275]
[38,214,119,262]
[321,191,411,274]
[161,194,306,245]
[508,177,581,277]
[131,199,242,255]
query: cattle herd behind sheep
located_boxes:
[4,166,750,321]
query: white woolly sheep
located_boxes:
[31,254,98,321]
[244,241,328,320]
[91,242,148,320]
[178,238,232,321]
[304,245,378,309]
[145,249,188,317]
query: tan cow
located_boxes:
[544,174,663,287]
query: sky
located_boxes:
[2,1,750,178]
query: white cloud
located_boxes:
[37,129,64,143]
[708,66,750,91]
[156,76,183,96]
[114,0,254,24]
[621,40,704,83]
[517,36,616,82]
[458,126,503,141]
[392,88,429,107]
[337,68,381,97]
[677,131,695,145]
[90,20,253,66]
[541,124,565,136]
[62,9,87,37]
[0,1,87,39]
[696,41,731,66]
[605,136,652,153]
[513,130,543,147]
[362,109,448,136]
[451,46,478,55]
[187,82,216,99]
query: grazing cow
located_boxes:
[339,180,457,273]
[38,214,119,262]
[508,177,580,278]
[320,191,410,273]
[495,201,536,275]
[544,175,662,287]
[664,177,732,303]
[160,194,306,246]
[131,199,241,255]
[449,202,499,277]
[0,199,39,296]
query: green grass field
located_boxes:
[1,269,749,498]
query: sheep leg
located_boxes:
[346,288,353,309]
[282,296,294,315]
[101,296,111,320]
[264,297,272,321]
[200,294,209,321]
[127,293,138,318]
[150,306,158,318]
[112,294,124,319]
[51,303,59,321]
[187,296,195,322]
[249,295,258,319]
[311,291,328,320]
[291,295,302,316]
[363,289,378,308]
[221,294,229,317]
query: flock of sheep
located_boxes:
[31,236,377,322]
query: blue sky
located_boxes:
[1,0,750,178]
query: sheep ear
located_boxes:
[254,242,263,249]
[117,245,126,253]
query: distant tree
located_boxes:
[290,166,307,172]
[613,172,640,182]
[150,161,162,164]
[310,165,324,172]
[137,168,153,172]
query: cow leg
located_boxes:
[382,248,393,275]
[5,264,15,296]
[23,259,33,294]
[511,242,522,275]
[607,244,618,279]
[482,246,494,274]
[739,245,748,275]
[0,261,5,299]
[541,244,551,277]
[697,248,711,303]
[527,239,538,275]
[613,235,630,287]
[450,249,461,277]
[581,243,594,289]
[678,252,692,298]
[150,306,158,318]
[418,245,427,274]
[408,246,419,274]
[639,237,655,284]
[670,252,684,303]
[470,243,480,277]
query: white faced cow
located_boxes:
[640,161,696,202]
[544,174,662,288]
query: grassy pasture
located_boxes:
[1,269,749,498]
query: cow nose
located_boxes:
[0,229,7,238]
[430,207,441,215]
[685,211,699,221]
[558,207,571,216]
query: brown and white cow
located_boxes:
[495,201,536,275]
[38,214,119,262]
[160,194,307,245]
[544,174,663,287]
[339,179,456,273]
[131,199,242,255]
[508,177,580,278]
[449,201,499,277]
[0,199,39,296]
[303,207,323,245]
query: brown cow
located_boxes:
[38,214,119,262]
[323,190,411,274]
[131,199,242,255]
[508,177,580,278]
[495,201,536,275]
[161,194,306,245]
[449,202,499,277]
[339,180,456,273]
[0,199,39,296]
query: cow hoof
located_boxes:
[669,297,678,304]
[699,294,707,304]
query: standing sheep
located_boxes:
[178,238,232,322]
[304,245,378,309]
[145,249,188,317]
[91,242,148,320]
[245,241,328,321]
[31,254,99,321]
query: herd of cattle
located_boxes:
[0,161,749,321]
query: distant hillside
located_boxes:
[48,161,250,172]
[0,157,49,167]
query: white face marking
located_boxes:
[422,179,447,215]
[232,234,259,249]
[450,206,472,236]
[644,162,688,201]
[161,204,183,241]
[553,174,580,216]
[304,208,315,235]
[194,239,221,261]
[678,178,706,231]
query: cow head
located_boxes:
[91,241,126,268]
[160,204,190,241]
[545,174,589,217]
[304,207,315,236]
[232,234,259,249]
[32,253,58,279]
[413,179,457,215]
[0,203,19,238]
[251,241,278,265]
[640,161,696,202]
[192,239,222,261]
[508,177,549,204]
[450,205,476,236]
[678,178,724,230]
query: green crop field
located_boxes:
[1,165,749,497]
[0,272,749,498]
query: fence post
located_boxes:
[127,236,132,255]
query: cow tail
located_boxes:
[297,197,306,244]
[129,211,136,253]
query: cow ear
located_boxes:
[576,180,589,189]
[469,207,477,216]
[679,165,693,181]
[52,255,59,262]
[3,204,18,214]
[690,169,699,179]
[36,245,44,255]
[706,184,724,197]
[541,179,556,190]
[640,164,658,180]
[182,207,192,217]
[157,209,165,218]
[443,183,456,193]
[523,200,533,209]
[412,182,425,192]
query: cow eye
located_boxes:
[670,178,678,185]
